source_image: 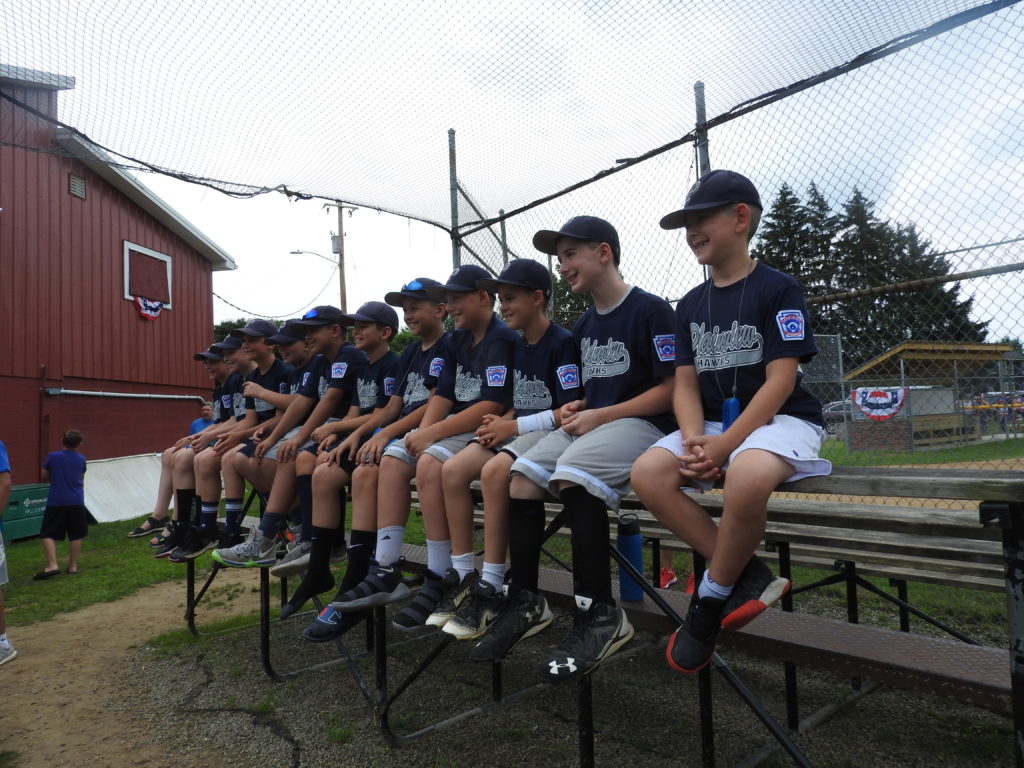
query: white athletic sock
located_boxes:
[426,538,452,576]
[0,633,9,649]
[480,561,507,591]
[451,551,475,580]
[375,525,405,566]
[698,570,733,601]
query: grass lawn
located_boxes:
[2,509,427,627]
[822,433,1024,466]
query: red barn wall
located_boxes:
[0,81,218,480]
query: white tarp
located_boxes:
[83,453,165,523]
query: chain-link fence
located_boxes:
[452,2,1023,488]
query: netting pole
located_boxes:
[499,209,508,267]
[449,128,460,270]
[694,81,711,176]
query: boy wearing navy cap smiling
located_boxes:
[472,216,677,680]
[631,169,830,674]
[439,258,581,639]
[330,265,516,632]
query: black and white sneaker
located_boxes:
[666,595,725,674]
[329,561,410,612]
[168,527,218,562]
[539,596,634,682]
[301,605,366,643]
[426,568,477,628]
[443,578,505,639]
[720,556,789,632]
[392,571,446,632]
[153,522,188,559]
[469,588,552,662]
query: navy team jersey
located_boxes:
[286,356,323,427]
[220,372,247,420]
[574,286,677,434]
[675,263,823,426]
[436,315,517,414]
[244,359,294,423]
[211,381,230,423]
[298,354,331,401]
[325,343,369,417]
[356,350,401,415]
[395,333,451,416]
[512,323,581,416]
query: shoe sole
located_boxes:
[425,610,455,628]
[330,582,410,612]
[0,649,18,666]
[173,542,218,562]
[211,551,277,568]
[665,629,714,675]
[269,555,311,578]
[720,577,790,632]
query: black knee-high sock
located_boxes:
[560,485,613,606]
[336,528,376,598]
[508,498,546,596]
[295,474,313,540]
[174,489,195,525]
[286,525,336,609]
[332,487,348,548]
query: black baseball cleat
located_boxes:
[426,568,477,628]
[469,588,552,662]
[538,596,633,682]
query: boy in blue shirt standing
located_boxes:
[35,429,88,579]
[632,170,831,674]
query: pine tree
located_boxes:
[550,273,592,330]
[751,183,804,278]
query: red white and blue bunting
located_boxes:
[851,387,908,421]
[133,296,165,320]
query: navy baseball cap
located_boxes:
[230,318,279,339]
[533,216,620,264]
[425,264,493,301]
[659,170,762,230]
[477,258,552,298]
[341,301,400,332]
[193,345,224,361]
[267,320,307,345]
[384,277,442,307]
[294,305,345,327]
[211,333,243,351]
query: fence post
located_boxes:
[694,81,711,176]
[449,128,460,270]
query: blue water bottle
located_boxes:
[617,513,645,602]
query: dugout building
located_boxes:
[0,64,236,481]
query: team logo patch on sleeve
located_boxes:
[331,362,349,379]
[221,395,232,409]
[556,364,580,390]
[302,372,310,387]
[485,365,508,387]
[383,377,396,396]
[775,310,805,340]
[429,357,444,377]
[654,334,676,362]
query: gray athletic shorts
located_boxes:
[382,429,476,466]
[263,425,315,461]
[496,429,548,460]
[650,415,831,491]
[511,418,666,511]
[0,528,7,586]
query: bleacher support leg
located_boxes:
[893,579,910,632]
[777,542,800,731]
[578,674,595,768]
[980,500,1024,768]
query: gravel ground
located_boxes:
[127,595,1015,768]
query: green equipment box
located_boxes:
[2,484,49,541]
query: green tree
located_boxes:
[212,317,246,343]
[549,273,592,331]
[751,182,805,278]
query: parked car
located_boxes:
[822,400,857,434]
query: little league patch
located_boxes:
[775,310,805,340]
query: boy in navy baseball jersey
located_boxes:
[439,259,581,640]
[35,429,88,579]
[270,301,400,580]
[215,306,366,567]
[331,265,516,632]
[291,279,449,641]
[472,217,677,679]
[632,170,830,674]
[176,319,292,561]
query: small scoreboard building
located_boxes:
[0,64,236,481]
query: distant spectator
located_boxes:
[190,401,216,436]
[0,438,16,665]
[34,429,88,580]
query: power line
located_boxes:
[213,265,339,319]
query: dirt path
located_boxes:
[0,569,255,768]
